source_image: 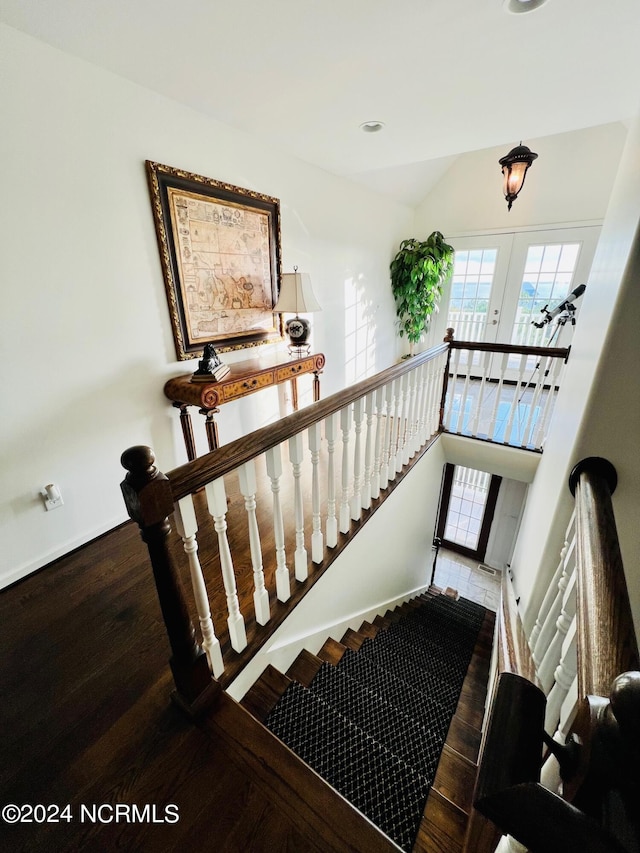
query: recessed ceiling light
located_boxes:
[360,121,385,133]
[504,0,549,13]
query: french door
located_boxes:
[444,226,600,349]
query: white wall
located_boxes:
[510,109,640,633]
[0,24,414,588]
[414,123,628,239]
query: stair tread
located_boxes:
[240,664,291,721]
[317,636,347,665]
[445,715,482,763]
[356,621,379,638]
[431,744,477,815]
[416,788,468,853]
[340,627,368,650]
[287,648,324,687]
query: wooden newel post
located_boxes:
[439,328,455,431]
[120,445,217,713]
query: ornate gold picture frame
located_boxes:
[146,161,283,360]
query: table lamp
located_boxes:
[273,267,321,355]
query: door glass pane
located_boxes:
[511,242,581,348]
[444,466,490,551]
[447,248,498,341]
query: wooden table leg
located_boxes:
[313,370,321,402]
[290,377,299,411]
[201,408,220,452]
[175,403,197,462]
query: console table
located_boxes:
[164,352,325,459]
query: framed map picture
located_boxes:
[146,161,283,360]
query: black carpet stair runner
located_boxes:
[264,594,487,851]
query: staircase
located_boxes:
[241,589,495,852]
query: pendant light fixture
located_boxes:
[499,143,538,211]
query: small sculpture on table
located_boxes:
[191,343,230,382]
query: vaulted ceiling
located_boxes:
[2,0,639,204]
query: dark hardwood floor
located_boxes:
[1,522,329,852]
[1,493,496,851]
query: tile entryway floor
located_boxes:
[433,547,501,612]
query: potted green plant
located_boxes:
[390,231,454,355]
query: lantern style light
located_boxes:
[499,143,538,210]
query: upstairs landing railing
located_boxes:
[121,344,449,712]
[441,329,569,452]
[468,457,640,853]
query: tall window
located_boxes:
[443,466,491,551]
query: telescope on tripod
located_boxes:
[532,283,586,328]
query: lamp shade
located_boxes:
[499,143,538,210]
[273,271,321,314]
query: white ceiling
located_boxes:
[2,0,640,205]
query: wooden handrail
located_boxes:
[168,343,449,499]
[449,338,570,360]
[498,569,539,685]
[568,457,639,697]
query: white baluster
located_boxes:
[390,378,403,476]
[529,512,575,650]
[457,351,473,436]
[495,836,528,853]
[489,352,510,441]
[404,369,417,464]
[503,353,528,445]
[288,432,308,582]
[520,354,548,447]
[308,422,324,564]
[380,381,394,486]
[421,355,438,444]
[541,674,578,795]
[532,531,575,665]
[371,387,385,501]
[173,496,224,678]
[325,412,339,548]
[238,460,270,626]
[265,444,290,602]
[426,356,441,439]
[205,477,247,653]
[411,362,429,456]
[446,347,462,432]
[469,350,491,438]
[350,397,364,520]
[544,619,577,732]
[362,392,375,510]
[423,357,437,439]
[537,570,577,693]
[393,373,409,479]
[535,354,565,449]
[339,404,352,533]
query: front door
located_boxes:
[436,464,502,562]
